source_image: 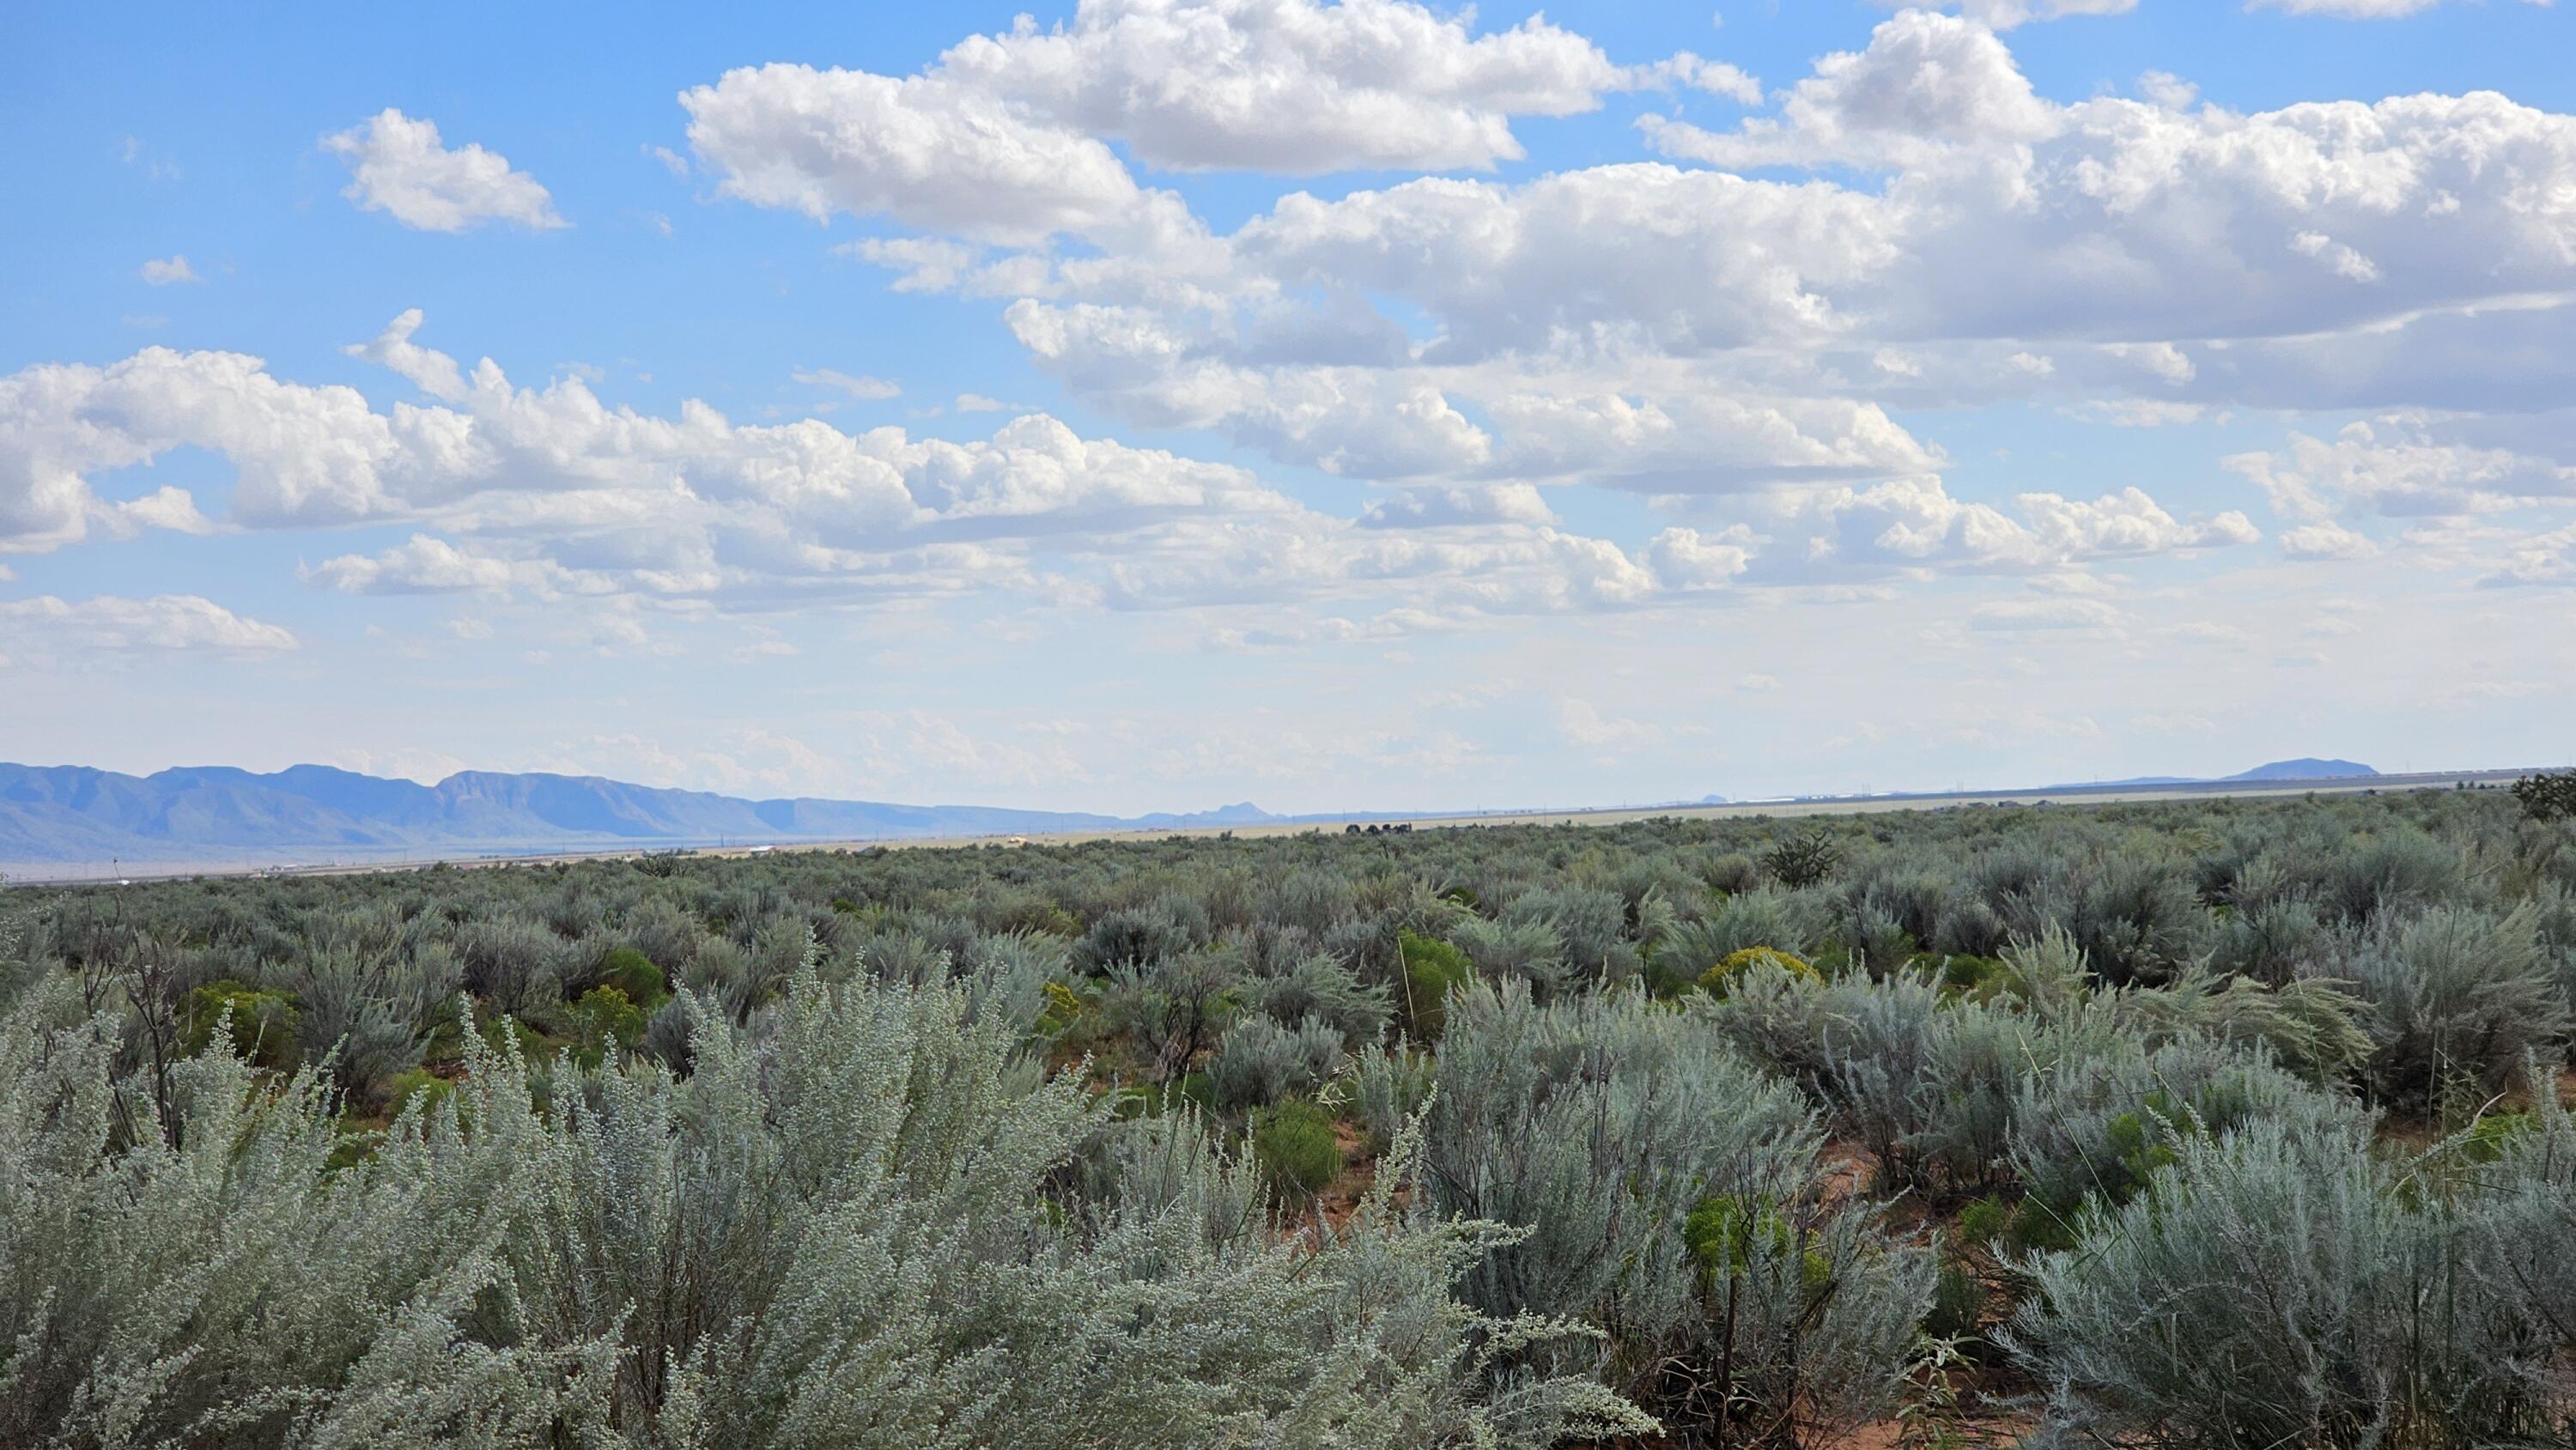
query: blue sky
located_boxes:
[4,0,2572,812]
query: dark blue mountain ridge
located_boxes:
[2223,757,2377,781]
[0,761,1284,865]
[2044,758,2378,790]
[0,757,2384,868]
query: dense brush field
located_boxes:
[5,788,2575,1448]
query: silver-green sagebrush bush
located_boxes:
[1420,980,1935,1441]
[2340,903,2570,1109]
[2005,1102,2576,1449]
[0,955,1647,1449]
[1205,1010,1342,1111]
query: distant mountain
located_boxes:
[2223,758,2377,781]
[1130,802,1285,829]
[2040,759,2379,792]
[0,761,1275,867]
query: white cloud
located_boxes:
[2478,520,2576,586]
[1761,476,2257,579]
[1358,484,1557,529]
[112,485,214,537]
[1643,525,1756,590]
[3,317,1367,612]
[1870,0,2139,27]
[686,0,1655,237]
[794,367,902,401]
[138,255,199,286]
[2279,520,2381,560]
[0,593,298,652]
[2288,230,2383,283]
[2248,0,2547,15]
[683,64,1163,248]
[2136,70,2199,109]
[1647,11,2058,170]
[2227,421,2576,521]
[304,534,568,595]
[344,308,468,400]
[0,343,408,549]
[323,109,567,232]
[934,0,1631,174]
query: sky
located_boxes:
[3,0,2573,815]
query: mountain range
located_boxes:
[2048,757,2379,789]
[0,762,1282,869]
[0,756,2388,872]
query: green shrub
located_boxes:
[1683,1193,1822,1289]
[1937,953,2004,996]
[1395,929,1473,1035]
[1959,1195,2011,1247]
[182,979,300,1071]
[1697,945,1814,997]
[380,1066,457,1120]
[1252,1096,1344,1196]
[569,985,646,1062]
[593,946,666,1007]
[1924,1255,1992,1353]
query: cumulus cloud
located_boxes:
[2249,0,2546,15]
[111,485,215,537]
[1870,0,2139,27]
[1643,525,1757,590]
[324,109,567,232]
[1358,484,1557,529]
[2227,421,2576,521]
[1759,477,2257,579]
[343,308,467,400]
[682,64,1163,247]
[682,0,1663,249]
[2478,520,2576,586]
[935,0,1632,173]
[138,255,199,286]
[303,534,571,595]
[935,14,2576,458]
[647,3,2576,641]
[2279,520,2382,561]
[794,367,902,401]
[0,593,298,652]
[1644,10,2058,170]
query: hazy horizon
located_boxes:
[8,0,2573,817]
